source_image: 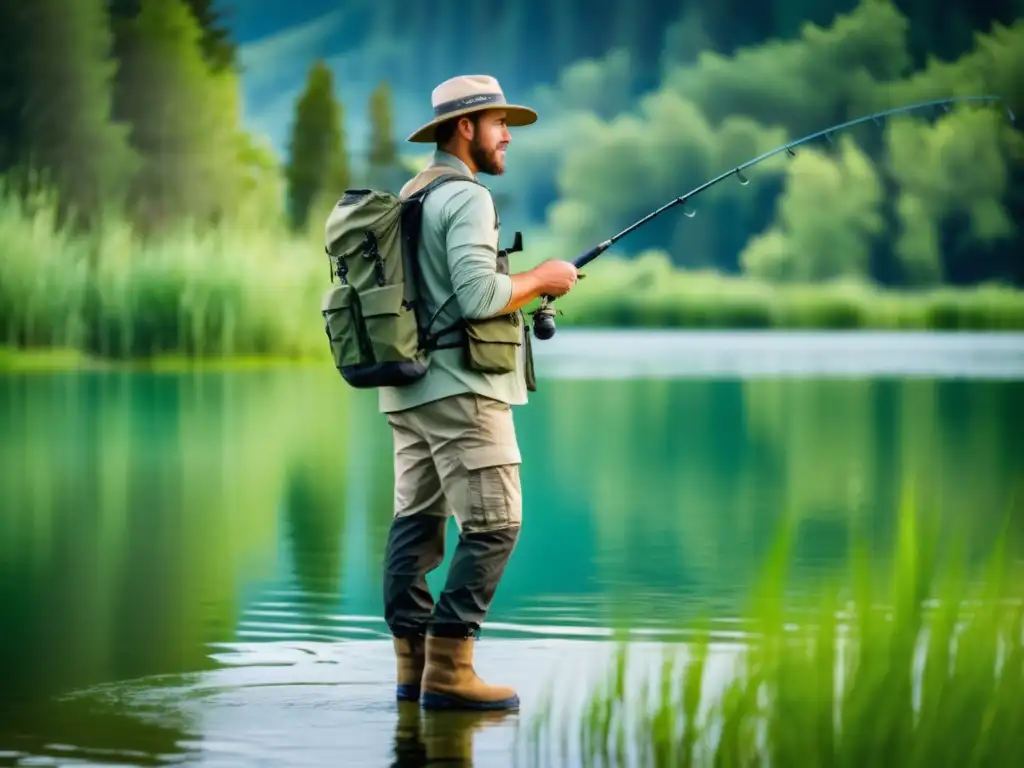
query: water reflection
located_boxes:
[1,350,1022,764]
[1,697,189,766]
[391,704,517,766]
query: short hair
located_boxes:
[435,112,481,149]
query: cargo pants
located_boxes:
[383,393,522,639]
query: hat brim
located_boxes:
[406,104,538,143]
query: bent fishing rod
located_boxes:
[529,94,1014,340]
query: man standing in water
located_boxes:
[380,75,578,711]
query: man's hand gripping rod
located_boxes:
[530,94,1012,341]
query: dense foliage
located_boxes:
[0,0,1022,360]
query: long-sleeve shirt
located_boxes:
[378,150,529,414]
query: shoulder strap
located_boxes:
[398,164,498,352]
[400,164,481,200]
[398,167,480,350]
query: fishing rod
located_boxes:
[530,94,1014,340]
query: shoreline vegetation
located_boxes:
[3,189,1024,373]
[519,495,1024,766]
[1,2,1022,370]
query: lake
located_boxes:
[1,330,1022,766]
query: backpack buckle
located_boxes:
[363,232,386,286]
[498,231,523,259]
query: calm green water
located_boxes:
[1,331,1022,766]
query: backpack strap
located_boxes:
[400,164,478,200]
[399,166,487,351]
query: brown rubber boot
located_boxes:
[420,635,519,711]
[393,635,425,701]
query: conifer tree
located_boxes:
[1,0,137,225]
[368,81,397,168]
[110,0,243,231]
[285,59,349,232]
[180,0,237,71]
[0,3,31,182]
[108,0,236,71]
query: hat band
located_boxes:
[433,92,505,118]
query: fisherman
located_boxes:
[381,74,578,711]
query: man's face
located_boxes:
[467,110,511,175]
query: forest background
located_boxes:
[2,0,1023,363]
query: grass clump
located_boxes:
[520,490,1024,767]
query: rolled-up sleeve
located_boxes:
[443,183,513,319]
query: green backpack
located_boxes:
[320,173,472,389]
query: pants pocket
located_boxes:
[460,444,522,533]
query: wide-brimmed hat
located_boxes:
[406,74,538,143]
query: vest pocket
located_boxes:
[463,311,522,374]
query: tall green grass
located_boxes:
[519,490,1024,767]
[3,184,1024,368]
[556,251,1024,331]
[0,180,327,362]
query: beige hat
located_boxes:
[406,74,538,143]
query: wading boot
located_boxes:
[393,635,426,701]
[420,635,519,711]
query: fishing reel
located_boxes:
[531,299,558,340]
[499,230,561,340]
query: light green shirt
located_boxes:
[378,150,529,413]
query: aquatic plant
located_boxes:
[518,489,1024,767]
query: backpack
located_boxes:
[320,170,472,389]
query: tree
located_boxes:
[108,0,237,71]
[109,0,244,232]
[234,131,287,229]
[285,59,349,232]
[179,0,237,71]
[0,0,137,226]
[368,81,397,169]
[740,137,886,283]
[365,80,402,190]
[0,2,32,183]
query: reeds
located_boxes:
[3,184,1023,369]
[519,489,1023,767]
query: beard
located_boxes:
[469,135,504,175]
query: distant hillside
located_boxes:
[222,0,1022,163]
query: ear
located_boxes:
[457,116,476,142]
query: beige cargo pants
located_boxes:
[383,393,523,639]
